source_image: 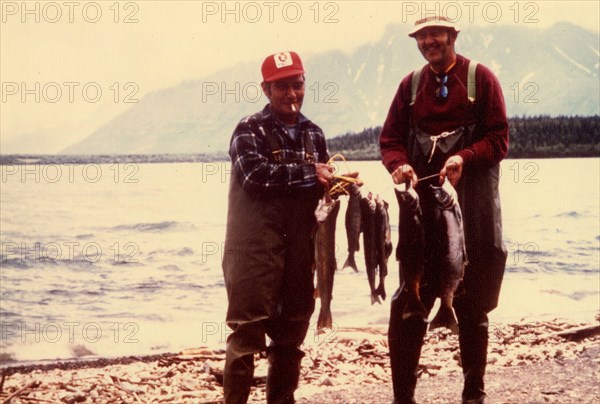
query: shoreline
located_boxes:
[2,307,596,371]
[1,154,599,166]
[1,317,598,403]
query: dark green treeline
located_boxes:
[328,116,600,160]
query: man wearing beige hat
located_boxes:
[380,16,509,404]
[222,51,334,403]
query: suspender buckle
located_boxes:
[271,149,282,162]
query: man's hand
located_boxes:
[339,171,359,179]
[439,155,463,187]
[338,171,361,186]
[392,164,418,187]
[315,163,335,186]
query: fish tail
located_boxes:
[429,305,459,334]
[342,255,359,272]
[370,293,382,305]
[375,283,386,301]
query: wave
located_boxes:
[0,258,32,269]
[112,260,144,267]
[540,289,598,301]
[0,352,17,364]
[70,344,96,358]
[158,265,181,271]
[147,247,195,259]
[83,290,104,296]
[48,289,75,297]
[95,312,137,319]
[0,256,97,271]
[110,221,195,233]
[507,261,599,275]
[176,247,194,256]
[555,211,584,218]
[134,280,166,291]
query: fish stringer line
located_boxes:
[326,153,364,198]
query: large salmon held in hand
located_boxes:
[314,197,341,332]
[394,182,427,320]
[428,179,468,334]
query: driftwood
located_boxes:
[0,319,597,403]
[553,324,600,341]
[1,381,41,404]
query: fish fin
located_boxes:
[385,242,393,258]
[370,293,382,305]
[342,255,359,272]
[317,308,333,332]
[429,305,459,334]
[376,283,386,301]
[402,299,428,321]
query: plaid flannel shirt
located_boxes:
[229,105,329,196]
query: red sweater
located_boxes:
[379,55,509,174]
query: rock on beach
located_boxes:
[0,318,598,403]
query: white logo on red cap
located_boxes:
[274,52,293,69]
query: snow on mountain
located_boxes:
[62,22,599,155]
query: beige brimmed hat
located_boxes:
[408,16,460,37]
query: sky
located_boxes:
[1,0,599,153]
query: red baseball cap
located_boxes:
[261,51,305,83]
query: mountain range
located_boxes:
[62,21,599,154]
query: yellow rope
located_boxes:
[325,153,363,197]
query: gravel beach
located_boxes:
[1,318,598,403]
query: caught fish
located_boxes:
[314,196,341,331]
[343,183,362,272]
[360,193,380,304]
[360,192,391,304]
[375,195,393,301]
[395,182,427,320]
[428,179,467,334]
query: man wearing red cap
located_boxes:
[380,16,509,404]
[222,51,334,403]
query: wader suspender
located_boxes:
[467,61,478,103]
[409,60,479,106]
[408,61,479,167]
[264,120,316,164]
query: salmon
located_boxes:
[360,192,391,304]
[428,179,467,334]
[395,182,427,320]
[375,195,393,301]
[360,193,381,304]
[314,197,341,331]
[343,184,362,272]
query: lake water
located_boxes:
[0,158,598,364]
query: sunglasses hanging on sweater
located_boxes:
[435,75,449,98]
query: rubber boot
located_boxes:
[265,345,304,404]
[223,321,268,404]
[389,288,428,404]
[223,353,254,404]
[457,312,489,403]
